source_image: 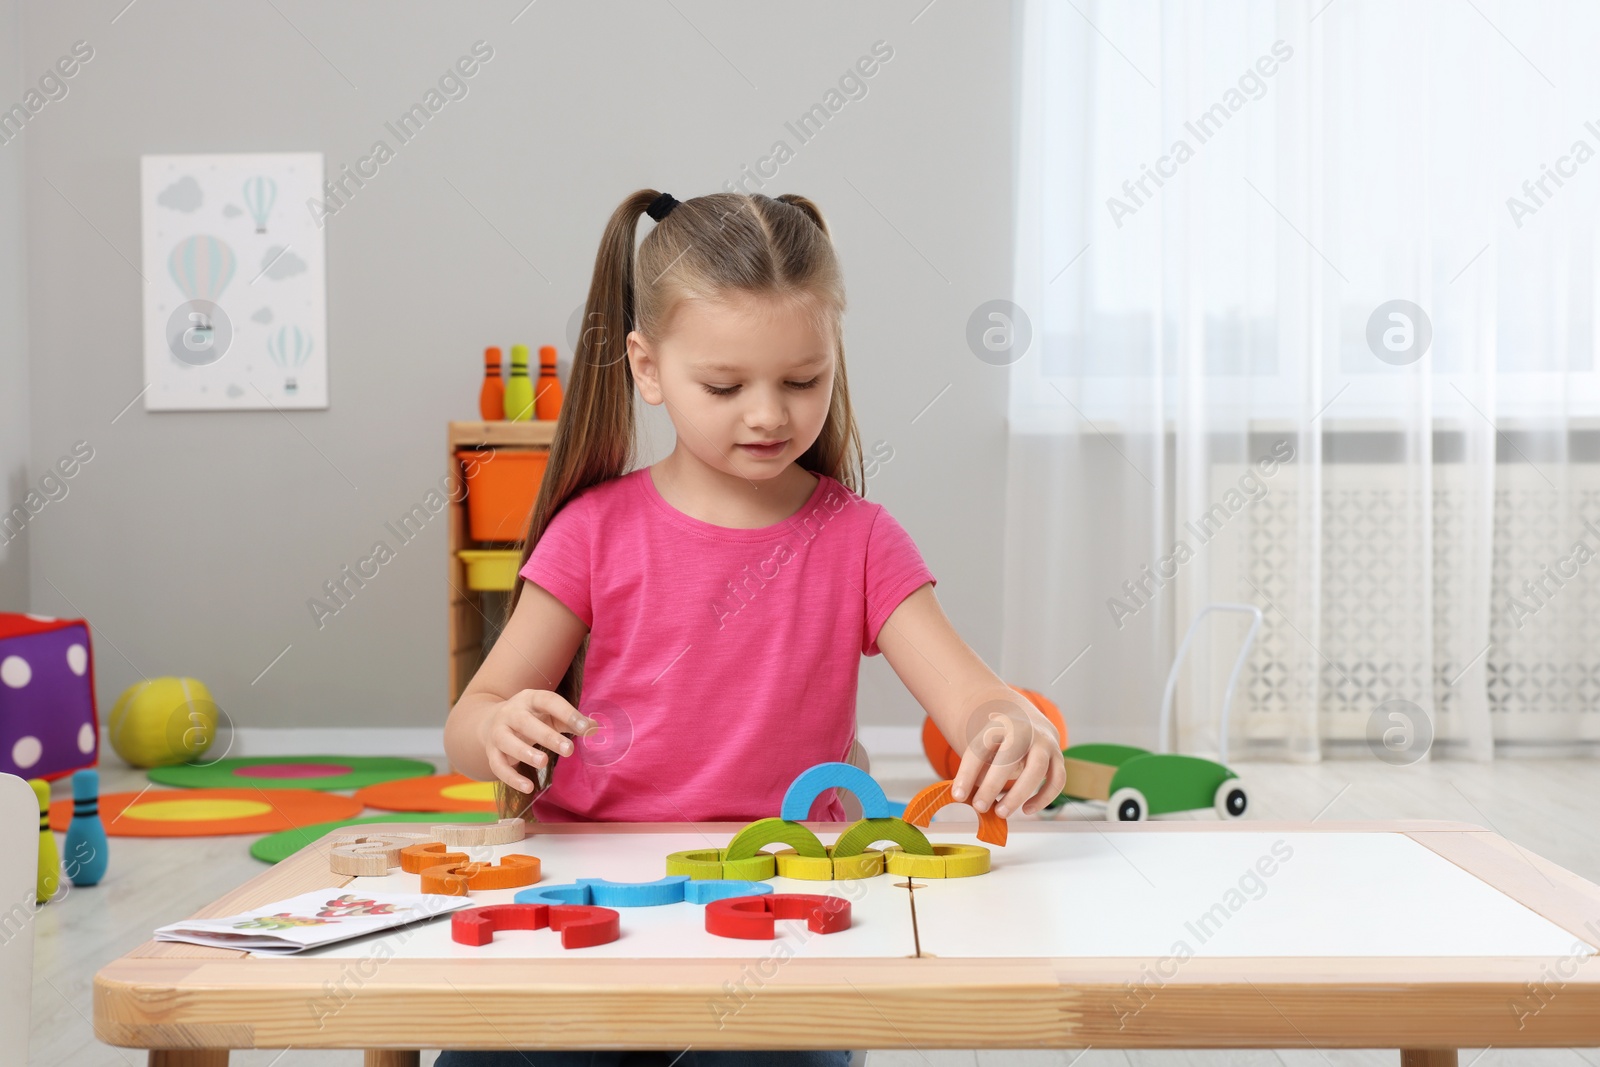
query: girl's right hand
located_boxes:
[478,689,594,793]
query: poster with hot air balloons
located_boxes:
[140,152,327,410]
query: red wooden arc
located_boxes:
[901,780,1008,847]
[451,903,620,949]
[704,893,852,940]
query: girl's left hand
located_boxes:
[948,687,1066,818]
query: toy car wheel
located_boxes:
[1214,778,1249,819]
[1107,787,1148,822]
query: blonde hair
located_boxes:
[496,190,866,818]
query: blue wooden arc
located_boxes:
[779,762,894,821]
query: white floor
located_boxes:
[27,755,1600,1066]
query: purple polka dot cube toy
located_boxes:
[0,613,99,780]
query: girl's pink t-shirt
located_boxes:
[517,466,936,823]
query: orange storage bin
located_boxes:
[457,449,548,542]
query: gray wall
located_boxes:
[0,0,29,609]
[10,2,1015,735]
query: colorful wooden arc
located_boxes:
[705,893,852,940]
[513,877,689,908]
[420,854,541,895]
[327,832,433,876]
[432,818,526,847]
[451,903,620,949]
[901,780,1009,846]
[250,813,499,865]
[680,879,775,905]
[664,848,777,881]
[399,841,468,875]
[883,843,991,878]
[773,846,885,881]
[580,876,689,907]
[513,883,592,906]
[779,763,894,821]
[724,817,827,861]
[830,817,933,859]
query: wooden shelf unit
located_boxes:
[446,420,558,709]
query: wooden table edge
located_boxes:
[93,818,1600,1055]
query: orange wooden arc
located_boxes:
[419,854,541,895]
[901,780,1008,847]
[400,842,469,874]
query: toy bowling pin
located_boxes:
[31,778,59,903]
[503,344,534,421]
[64,768,108,886]
[478,346,505,421]
[535,345,563,420]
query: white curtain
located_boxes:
[1005,0,1600,762]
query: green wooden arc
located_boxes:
[724,817,827,861]
[831,817,934,859]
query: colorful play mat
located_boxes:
[250,811,501,864]
[49,787,362,837]
[147,755,435,791]
[354,773,499,813]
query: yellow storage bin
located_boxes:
[458,549,522,592]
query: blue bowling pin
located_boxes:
[63,769,108,886]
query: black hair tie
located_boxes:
[646,192,679,221]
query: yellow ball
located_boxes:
[108,677,218,767]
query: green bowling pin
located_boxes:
[31,778,59,904]
[504,344,534,421]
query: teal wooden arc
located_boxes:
[515,876,691,908]
[780,762,894,821]
[513,883,592,906]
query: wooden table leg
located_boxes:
[148,1053,228,1067]
[365,1052,421,1067]
[1400,1051,1458,1067]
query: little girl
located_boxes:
[440,189,1066,1067]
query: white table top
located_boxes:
[297,826,1592,962]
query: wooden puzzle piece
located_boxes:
[431,817,526,847]
[830,817,934,859]
[547,903,622,948]
[453,903,545,945]
[902,780,1009,847]
[680,879,774,905]
[578,876,689,907]
[420,854,541,895]
[327,832,434,876]
[773,846,884,881]
[399,841,468,874]
[779,762,893,821]
[883,843,991,878]
[514,883,591,906]
[451,902,620,949]
[724,817,827,861]
[704,893,852,940]
[664,848,777,881]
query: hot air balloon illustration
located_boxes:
[266,324,313,395]
[243,176,277,235]
[167,235,237,363]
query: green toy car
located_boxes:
[1047,743,1248,821]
